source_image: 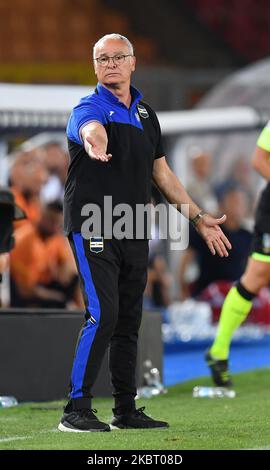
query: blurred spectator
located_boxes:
[40,142,69,202]
[0,254,8,275]
[10,150,48,228]
[227,156,256,216]
[144,198,172,308]
[0,253,9,307]
[0,186,26,305]
[144,254,172,308]
[179,183,252,299]
[10,201,82,309]
[0,254,9,307]
[186,146,219,214]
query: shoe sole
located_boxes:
[58,422,110,432]
[110,423,169,430]
[109,424,121,430]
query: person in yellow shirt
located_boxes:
[206,122,270,386]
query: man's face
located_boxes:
[93,39,136,86]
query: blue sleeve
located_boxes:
[66,98,107,145]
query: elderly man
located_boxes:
[59,33,231,433]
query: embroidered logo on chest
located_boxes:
[137,104,149,119]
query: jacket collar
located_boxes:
[95,83,142,109]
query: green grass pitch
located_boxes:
[0,368,269,450]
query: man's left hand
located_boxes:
[196,214,232,257]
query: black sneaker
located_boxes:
[110,406,169,429]
[58,407,110,432]
[61,399,72,421]
[205,350,233,387]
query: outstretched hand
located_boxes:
[85,135,112,163]
[195,214,232,257]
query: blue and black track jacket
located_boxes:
[64,82,165,237]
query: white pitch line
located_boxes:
[0,436,33,443]
[248,445,270,450]
[0,428,58,444]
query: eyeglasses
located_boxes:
[94,54,133,67]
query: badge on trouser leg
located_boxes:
[89,237,104,253]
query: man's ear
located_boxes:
[131,56,136,72]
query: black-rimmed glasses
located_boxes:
[94,54,133,67]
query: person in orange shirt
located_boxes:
[10,201,82,308]
[9,150,48,229]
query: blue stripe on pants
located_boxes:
[70,232,100,399]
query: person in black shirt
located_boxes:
[59,33,231,433]
[179,184,251,298]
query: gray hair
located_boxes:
[93,33,134,59]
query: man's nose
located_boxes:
[107,58,117,67]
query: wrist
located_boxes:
[190,210,205,227]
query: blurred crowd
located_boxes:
[0,138,256,315]
[179,146,253,301]
[145,145,256,320]
[1,138,83,309]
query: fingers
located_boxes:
[85,136,112,162]
[220,231,232,250]
[216,214,227,224]
[208,237,230,257]
[196,213,232,257]
[205,227,232,257]
[214,238,228,257]
[207,240,224,257]
[206,214,227,226]
[90,151,112,162]
[96,153,112,162]
[207,241,216,256]
[215,227,232,251]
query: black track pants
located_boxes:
[68,233,149,410]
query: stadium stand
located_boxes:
[0,0,157,66]
[185,0,270,61]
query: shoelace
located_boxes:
[135,406,147,416]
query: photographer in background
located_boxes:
[0,187,25,289]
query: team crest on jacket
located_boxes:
[137,104,149,119]
[90,237,104,253]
